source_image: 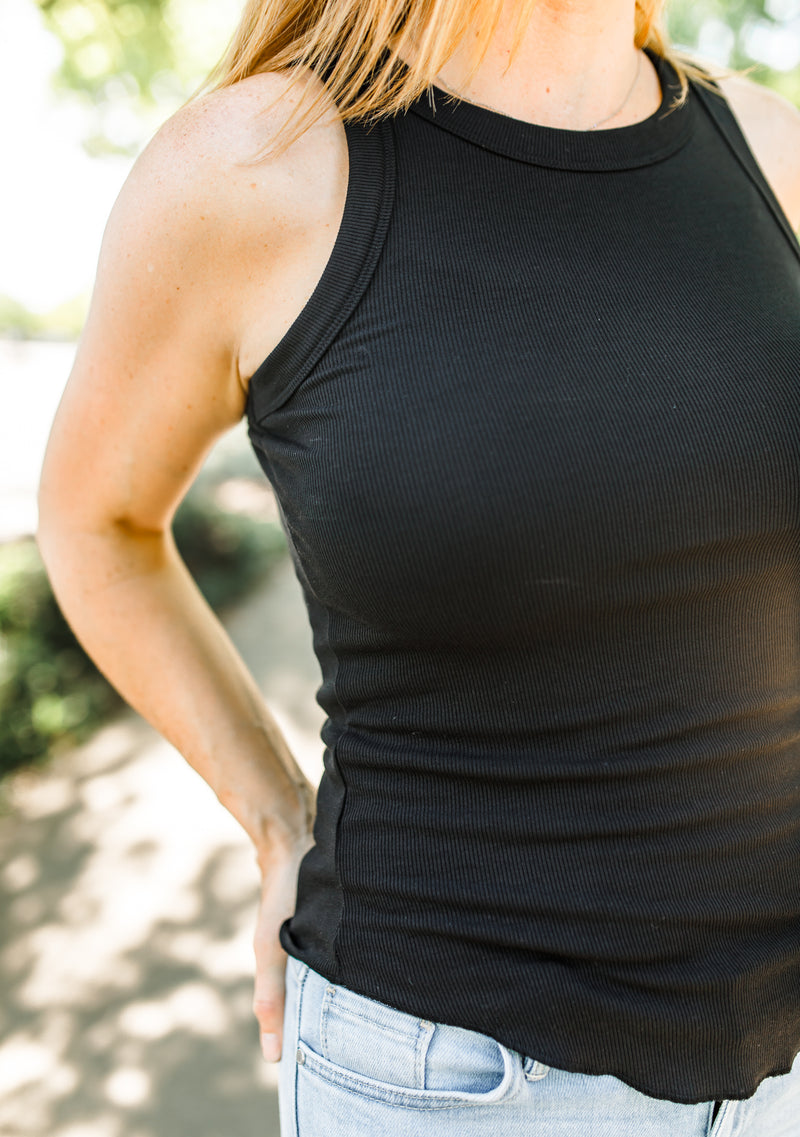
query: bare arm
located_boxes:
[36,73,345,1059]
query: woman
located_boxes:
[37,0,800,1132]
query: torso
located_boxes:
[243,59,800,1100]
[223,57,800,393]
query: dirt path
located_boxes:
[0,558,324,1137]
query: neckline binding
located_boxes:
[408,48,696,172]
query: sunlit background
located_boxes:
[1,0,238,324]
[2,0,800,338]
[1,2,799,1136]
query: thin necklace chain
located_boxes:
[588,51,642,130]
[434,51,644,133]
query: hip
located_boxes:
[278,956,800,1137]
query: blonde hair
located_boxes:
[197,0,724,150]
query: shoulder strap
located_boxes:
[246,116,396,424]
[692,78,800,266]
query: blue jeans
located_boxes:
[279,957,800,1136]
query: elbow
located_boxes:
[35,459,173,593]
[35,468,81,576]
[35,484,63,577]
[35,452,72,567]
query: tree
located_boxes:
[669,0,800,101]
[33,0,237,154]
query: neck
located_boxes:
[424,1,661,131]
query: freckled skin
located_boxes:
[37,67,349,533]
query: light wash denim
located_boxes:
[278,956,800,1137]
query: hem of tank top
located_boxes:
[278,946,800,1105]
[692,80,800,266]
[245,114,397,426]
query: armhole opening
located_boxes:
[693,81,800,265]
[246,116,396,425]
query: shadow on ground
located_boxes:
[0,557,325,1137]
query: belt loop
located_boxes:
[523,1055,550,1082]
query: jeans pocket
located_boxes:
[294,966,522,1110]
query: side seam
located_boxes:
[323,609,349,983]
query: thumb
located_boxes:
[253,956,288,1062]
[252,826,313,1064]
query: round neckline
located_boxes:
[408,49,695,171]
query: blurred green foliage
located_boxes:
[170,491,288,612]
[33,0,238,154]
[669,0,800,103]
[670,0,770,62]
[0,488,287,782]
[0,293,90,340]
[38,0,175,104]
[35,0,178,154]
[0,538,122,777]
[31,0,800,155]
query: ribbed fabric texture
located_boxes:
[246,49,800,1104]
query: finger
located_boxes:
[253,956,288,1061]
[251,841,308,1063]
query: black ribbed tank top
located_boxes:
[245,50,800,1104]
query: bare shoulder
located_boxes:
[135,68,344,223]
[714,72,800,232]
[39,69,348,535]
[104,67,349,383]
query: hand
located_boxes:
[252,820,314,1063]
